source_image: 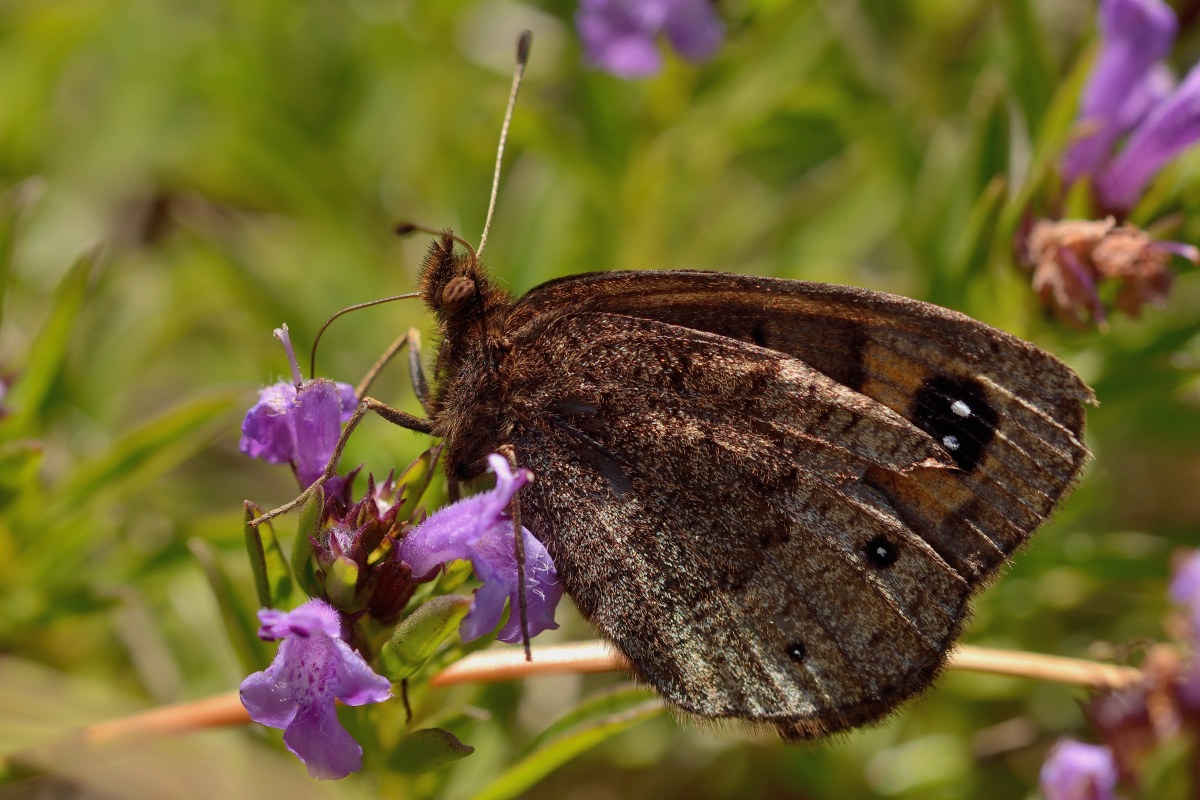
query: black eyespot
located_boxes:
[786,642,806,663]
[912,375,998,471]
[865,536,898,568]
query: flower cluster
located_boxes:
[1026,218,1197,328]
[1040,550,1200,799]
[577,0,724,78]
[1026,0,1200,327]
[238,324,561,778]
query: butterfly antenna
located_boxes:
[394,222,479,261]
[309,292,421,379]
[476,29,531,259]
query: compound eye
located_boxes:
[440,275,476,312]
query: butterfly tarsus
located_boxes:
[497,444,533,661]
[246,396,433,528]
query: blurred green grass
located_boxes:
[2,0,1200,798]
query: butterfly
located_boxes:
[410,228,1093,739]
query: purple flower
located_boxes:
[1040,740,1119,800]
[1096,64,1200,211]
[1062,0,1177,182]
[399,454,561,643]
[1063,0,1200,212]
[577,0,724,79]
[240,599,391,780]
[240,325,357,487]
[1169,550,1200,609]
[1169,550,1200,708]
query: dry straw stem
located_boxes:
[43,642,1142,749]
[430,641,1143,691]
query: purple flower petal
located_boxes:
[1040,740,1119,800]
[240,383,299,464]
[662,0,725,62]
[1114,62,1175,136]
[336,382,358,422]
[240,599,391,780]
[1062,0,1177,182]
[1169,551,1200,607]
[463,524,562,643]
[399,454,561,642]
[399,455,532,578]
[282,701,364,781]
[578,0,663,78]
[290,379,353,487]
[1096,61,1200,212]
[576,0,724,78]
[241,324,358,488]
[258,598,342,640]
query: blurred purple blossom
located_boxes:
[1040,740,1119,800]
[240,324,357,488]
[240,599,391,780]
[577,0,724,78]
[1063,0,1200,212]
[399,454,561,643]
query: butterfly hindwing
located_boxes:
[500,309,1040,736]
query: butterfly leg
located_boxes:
[496,444,532,660]
[248,396,434,526]
[351,328,427,412]
[406,328,433,415]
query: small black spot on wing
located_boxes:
[864,536,898,568]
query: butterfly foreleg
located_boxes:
[496,443,533,660]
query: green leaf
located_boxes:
[189,537,267,674]
[386,727,474,774]
[0,439,43,512]
[2,247,98,438]
[290,485,324,595]
[52,392,239,514]
[529,686,660,748]
[434,559,474,595]
[378,594,472,681]
[469,689,662,800]
[23,393,239,578]
[243,502,294,609]
[0,182,38,333]
[325,555,360,609]
[391,445,441,524]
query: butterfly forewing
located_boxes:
[506,272,1093,584]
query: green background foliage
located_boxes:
[2,0,1200,797]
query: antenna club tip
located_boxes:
[394,222,418,237]
[517,30,532,65]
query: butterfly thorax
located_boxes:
[419,232,517,481]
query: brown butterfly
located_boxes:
[409,227,1093,739]
[322,32,1094,740]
